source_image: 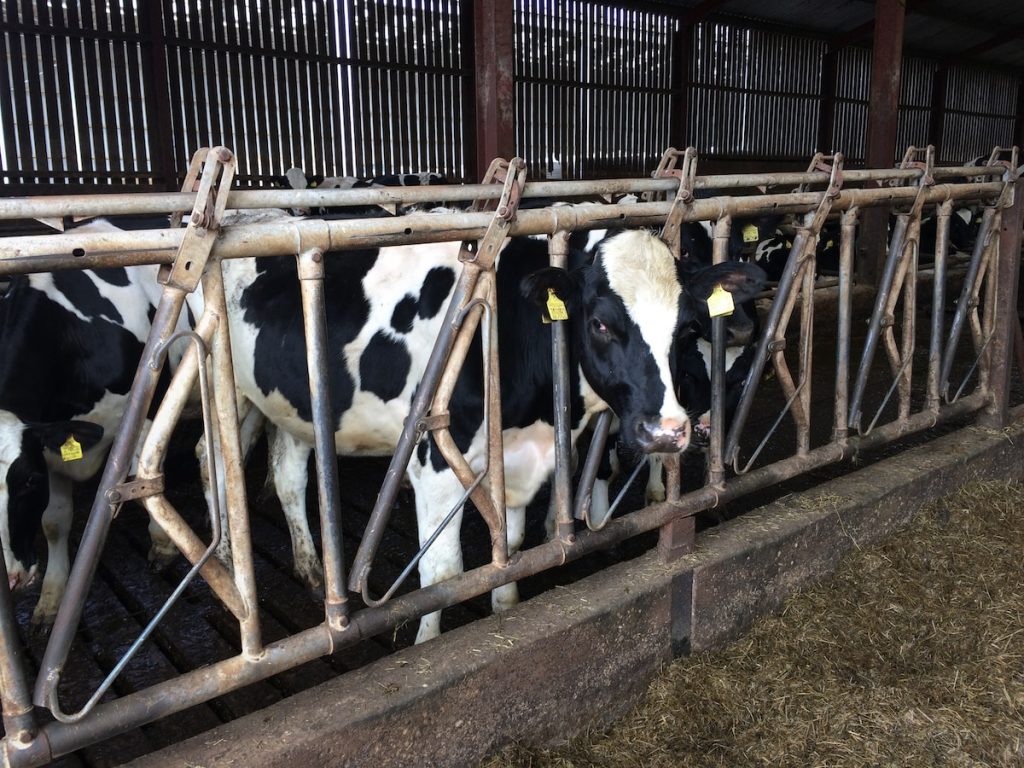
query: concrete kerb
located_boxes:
[129,409,1024,768]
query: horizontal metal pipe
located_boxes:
[0,166,1003,222]
[0,183,1003,277]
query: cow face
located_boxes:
[0,413,102,589]
[524,230,694,455]
[682,260,767,347]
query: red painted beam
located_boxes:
[473,0,516,181]
[860,0,907,286]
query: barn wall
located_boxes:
[0,0,1020,193]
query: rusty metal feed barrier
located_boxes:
[0,146,1020,766]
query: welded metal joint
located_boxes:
[105,476,166,505]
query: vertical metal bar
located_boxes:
[34,287,187,710]
[797,239,815,455]
[897,214,919,422]
[832,206,858,445]
[926,201,952,413]
[0,558,37,748]
[708,215,730,488]
[548,231,574,543]
[978,177,1024,429]
[202,260,263,658]
[296,248,350,633]
[473,0,515,178]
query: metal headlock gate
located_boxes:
[0,145,1021,765]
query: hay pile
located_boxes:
[486,480,1024,767]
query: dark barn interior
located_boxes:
[1,1,1024,766]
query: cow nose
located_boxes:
[636,417,691,453]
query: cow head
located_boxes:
[0,413,103,589]
[523,230,696,455]
[681,260,767,347]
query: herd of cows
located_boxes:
[0,169,985,644]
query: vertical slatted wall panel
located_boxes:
[0,0,154,189]
[897,55,934,153]
[689,22,825,161]
[163,0,346,187]
[341,0,468,180]
[941,65,1019,164]
[831,48,868,163]
[514,0,675,179]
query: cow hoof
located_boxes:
[29,609,56,637]
[147,544,178,570]
[295,564,325,599]
[646,488,667,503]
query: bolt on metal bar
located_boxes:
[296,247,350,632]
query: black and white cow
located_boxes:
[0,219,184,626]
[283,168,449,218]
[196,211,769,643]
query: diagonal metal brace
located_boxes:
[460,157,527,270]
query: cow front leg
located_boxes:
[31,473,73,629]
[268,428,323,594]
[409,458,465,644]
[492,505,525,614]
[646,455,666,503]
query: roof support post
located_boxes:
[473,0,516,180]
[860,0,906,286]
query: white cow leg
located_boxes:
[492,505,525,614]
[268,428,323,593]
[646,455,666,503]
[409,459,465,644]
[32,473,73,628]
[135,418,177,567]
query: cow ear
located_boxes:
[28,420,105,453]
[689,262,767,305]
[521,267,581,320]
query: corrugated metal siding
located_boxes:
[941,65,1018,163]
[0,0,155,187]
[514,0,675,179]
[689,22,825,160]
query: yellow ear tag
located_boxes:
[60,436,83,462]
[742,224,759,243]
[707,283,734,318]
[546,288,569,322]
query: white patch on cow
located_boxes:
[695,339,743,380]
[698,221,714,239]
[955,208,972,225]
[600,230,687,424]
[0,412,27,587]
[584,229,608,252]
[268,428,323,591]
[33,473,72,626]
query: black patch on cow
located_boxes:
[241,251,377,423]
[0,275,146,422]
[390,295,418,333]
[5,431,48,569]
[52,270,124,325]
[417,267,455,319]
[92,266,131,286]
[360,331,410,402]
[147,303,157,324]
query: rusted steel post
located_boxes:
[860,0,905,286]
[708,216,731,488]
[296,248,350,633]
[657,454,691,563]
[0,558,37,750]
[926,202,952,414]
[978,177,1024,429]
[797,240,816,455]
[473,0,515,180]
[832,207,859,445]
[548,231,575,543]
[573,410,613,525]
[202,261,263,658]
[33,287,187,712]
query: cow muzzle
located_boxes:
[636,417,691,454]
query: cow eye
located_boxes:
[590,317,610,337]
